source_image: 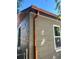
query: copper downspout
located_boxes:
[33,11,39,59]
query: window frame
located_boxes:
[53,25,61,52]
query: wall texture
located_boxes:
[34,13,61,59]
[18,12,61,59]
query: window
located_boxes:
[54,26,60,36]
[18,28,21,47]
[53,25,61,52]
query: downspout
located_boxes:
[33,11,39,59]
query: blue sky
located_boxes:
[19,0,58,15]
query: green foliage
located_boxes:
[17,0,23,13]
[55,0,61,19]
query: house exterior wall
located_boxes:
[17,14,29,59]
[17,12,61,59]
[29,12,35,59]
[17,14,29,50]
[29,12,61,59]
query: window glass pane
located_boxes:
[18,28,21,47]
[55,37,61,48]
[54,27,60,36]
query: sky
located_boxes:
[19,0,58,15]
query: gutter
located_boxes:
[33,11,39,59]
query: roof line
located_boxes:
[31,5,57,17]
[20,5,58,19]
